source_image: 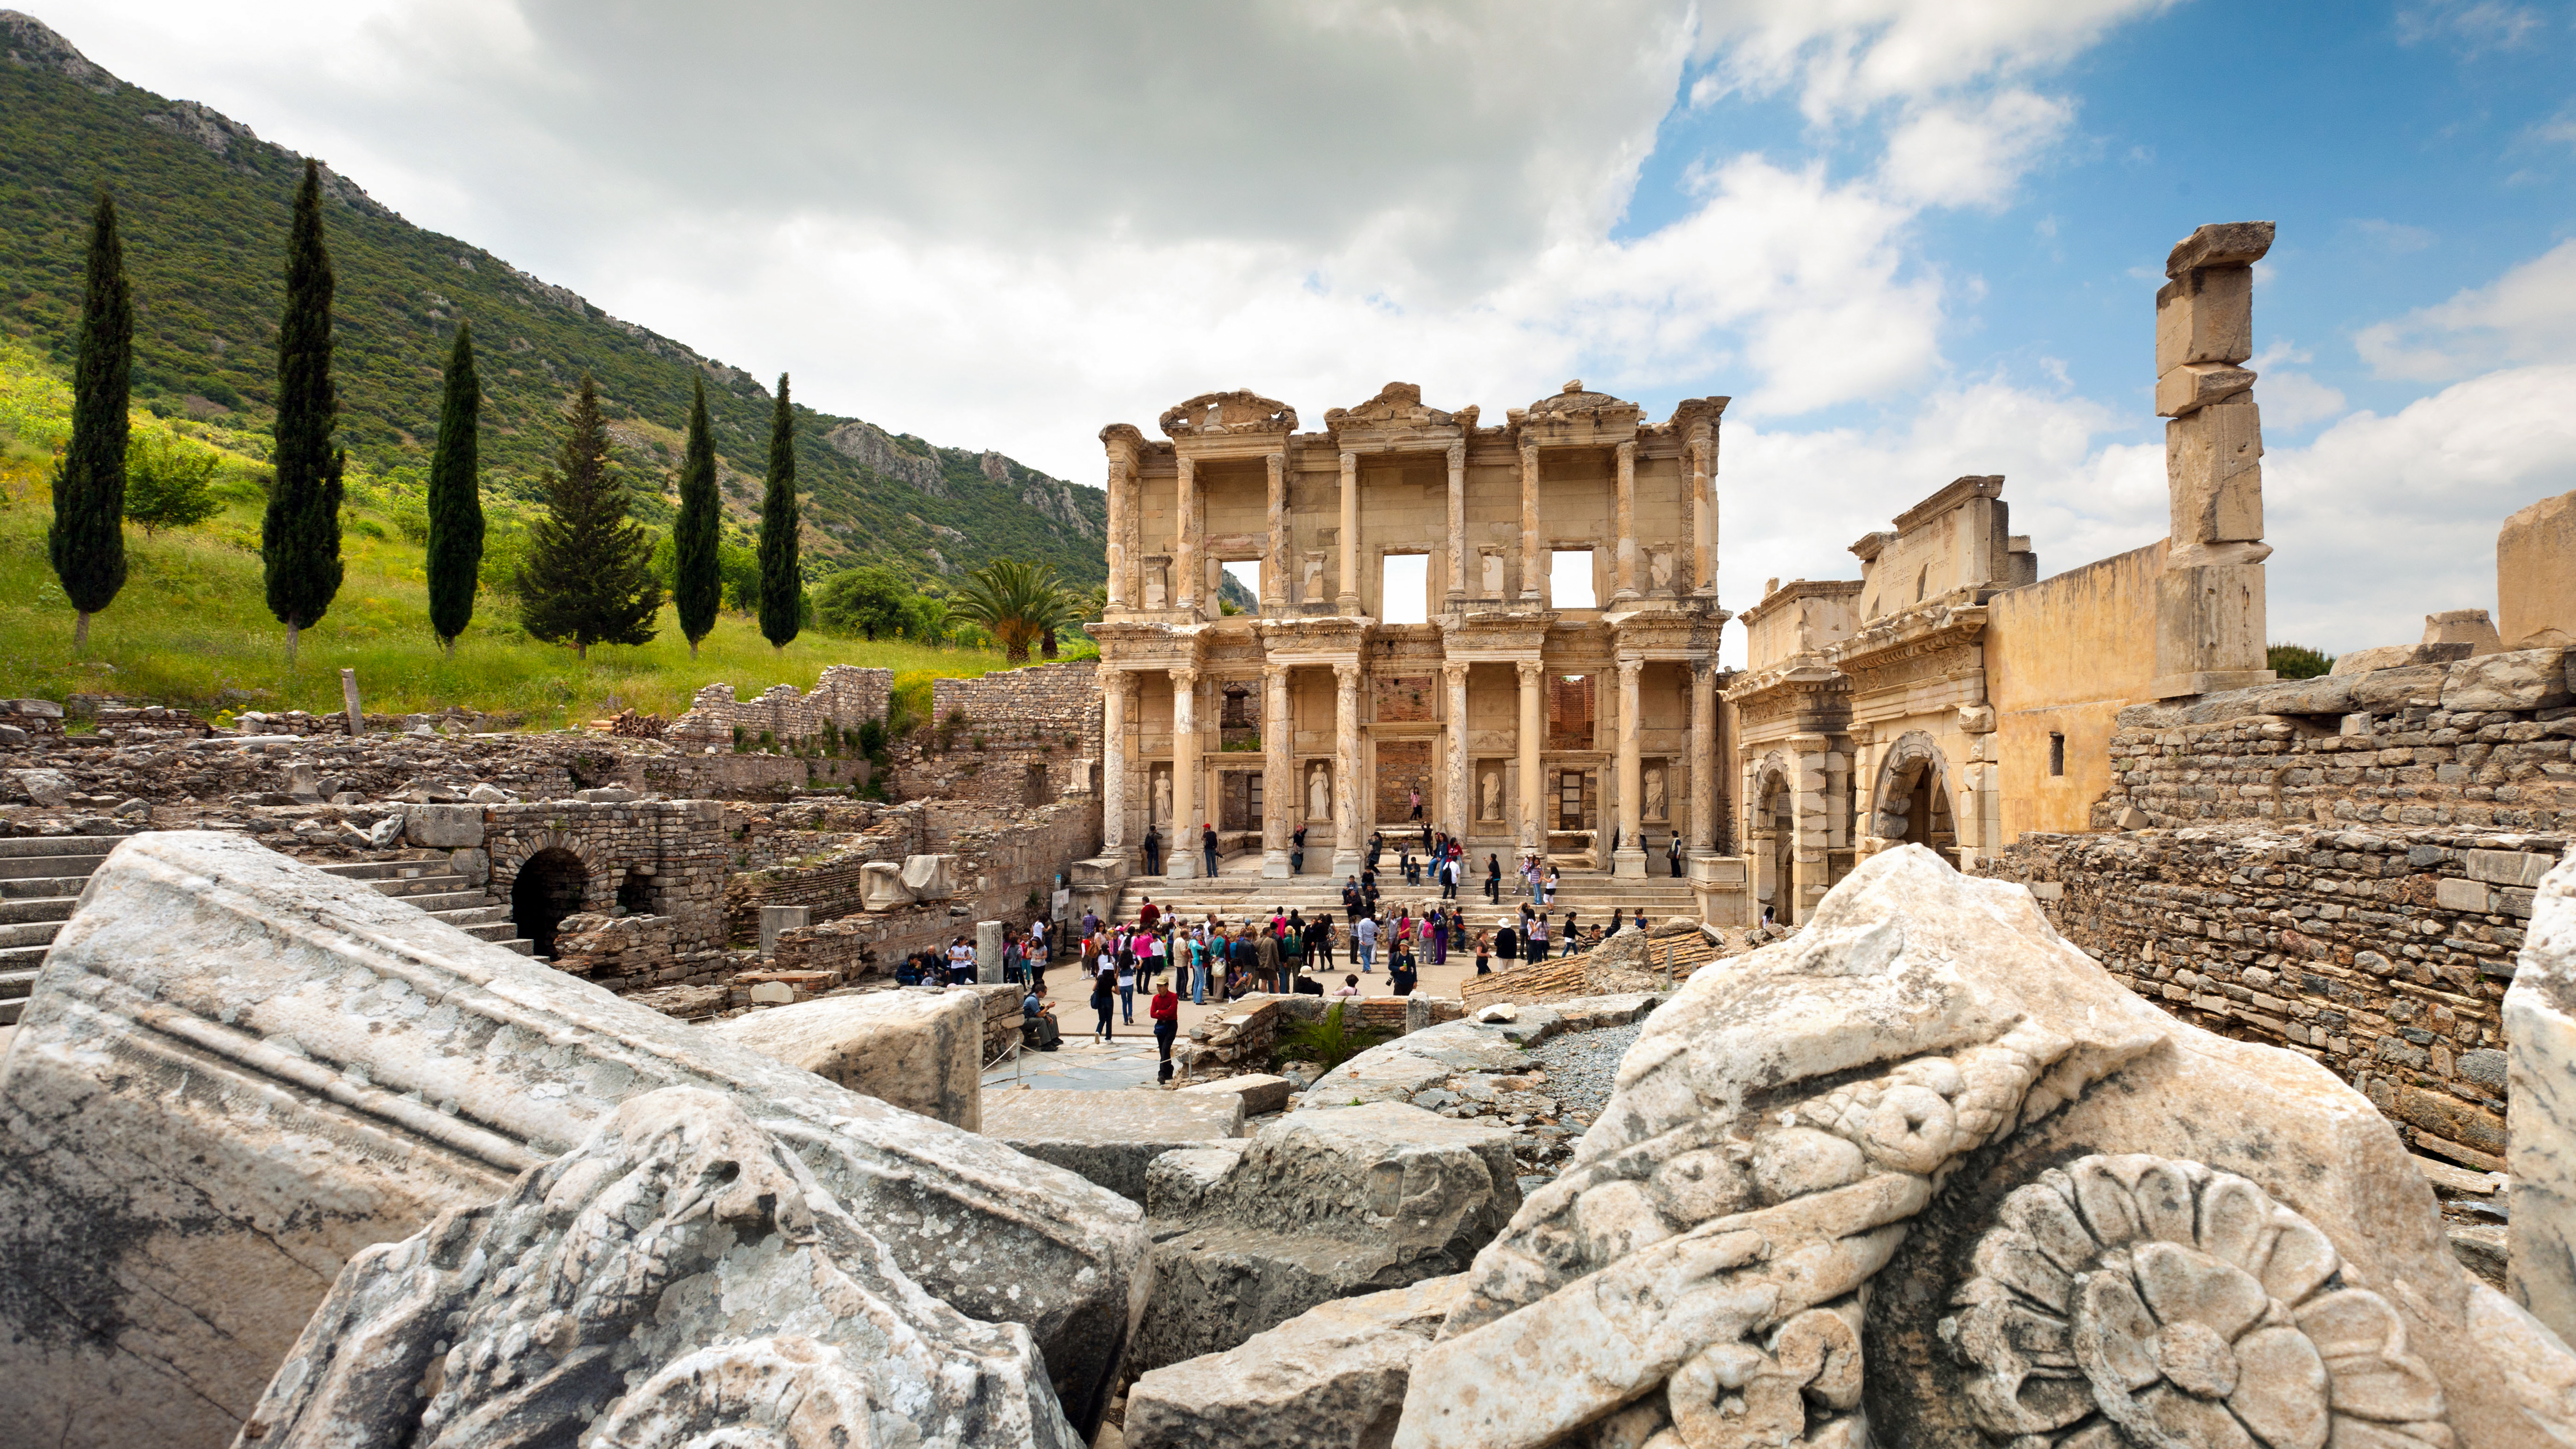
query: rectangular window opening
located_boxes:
[1549,550,1595,608]
[2048,732,2066,777]
[1220,560,1261,615]
[1380,554,1430,624]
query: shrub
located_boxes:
[2268,643,2334,680]
[1274,1002,1390,1073]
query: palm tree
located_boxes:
[951,558,1068,664]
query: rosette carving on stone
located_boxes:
[1944,1154,2451,1449]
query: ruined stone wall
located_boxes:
[2095,650,2576,835]
[899,661,1101,809]
[628,751,860,801]
[484,799,732,954]
[1979,823,2565,1172]
[666,665,893,749]
[727,796,1098,954]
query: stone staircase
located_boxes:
[1106,859,1700,930]
[0,835,532,1027]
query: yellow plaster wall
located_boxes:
[1984,540,2168,841]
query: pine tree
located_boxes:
[49,189,130,651]
[517,375,661,660]
[672,374,721,658]
[756,373,801,649]
[263,160,344,668]
[426,321,483,656]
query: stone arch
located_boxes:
[511,846,591,958]
[1749,751,1796,920]
[1869,730,1957,858]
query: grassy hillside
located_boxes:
[0,14,1105,591]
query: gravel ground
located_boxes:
[1531,1021,1645,1123]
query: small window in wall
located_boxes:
[2049,732,2066,777]
[1380,554,1430,624]
[1550,550,1596,608]
[1221,560,1261,615]
[1248,775,1263,829]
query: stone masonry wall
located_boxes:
[1979,823,2569,1173]
[898,661,1100,810]
[484,799,732,954]
[728,795,1100,959]
[2095,649,2576,835]
[667,665,894,749]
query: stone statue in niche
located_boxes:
[1153,771,1172,827]
[1308,766,1331,823]
[1144,566,1168,610]
[1644,766,1667,821]
[1648,547,1674,592]
[1480,771,1502,822]
[1302,553,1327,605]
[1480,551,1505,597]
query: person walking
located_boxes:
[1473,929,1492,976]
[1354,913,1378,973]
[1255,927,1281,994]
[1290,823,1306,876]
[1143,824,1162,876]
[1440,853,1459,900]
[1543,864,1560,907]
[1151,979,1180,1083]
[1668,831,1685,878]
[1485,854,1502,903]
[1116,952,1137,1025]
[1495,916,1520,966]
[1562,909,1581,957]
[1315,914,1338,970]
[1527,910,1548,960]
[1090,963,1116,1041]
[1201,822,1220,879]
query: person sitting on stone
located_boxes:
[1333,973,1362,1002]
[1021,984,1061,1052]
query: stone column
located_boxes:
[1331,662,1365,877]
[1612,439,1639,604]
[1690,434,1716,597]
[1261,663,1292,880]
[1688,661,1716,854]
[1173,454,1199,617]
[1169,667,1200,878]
[976,919,1004,984]
[1516,660,1544,853]
[1337,450,1361,615]
[1445,442,1467,608]
[1264,449,1288,616]
[1518,443,1542,603]
[1104,459,1132,611]
[1613,657,1647,877]
[1101,668,1131,863]
[1789,732,1829,923]
[1442,662,1469,841]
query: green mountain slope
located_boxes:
[0,10,1104,589]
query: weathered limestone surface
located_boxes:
[1390,846,2576,1449]
[1125,1274,1465,1449]
[1134,1102,1518,1372]
[0,833,1146,1449]
[2507,847,2576,1342]
[236,1088,1079,1449]
[982,1087,1245,1203]
[2499,489,2576,650]
[705,986,986,1130]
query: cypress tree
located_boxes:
[263,160,344,667]
[672,374,721,658]
[49,189,131,651]
[518,375,661,660]
[756,373,801,649]
[426,321,483,656]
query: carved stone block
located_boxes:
[2166,395,2264,545]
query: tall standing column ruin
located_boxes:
[1101,668,1132,863]
[1442,662,1469,843]
[1336,451,1361,615]
[1444,443,1466,609]
[1611,440,1638,604]
[1173,454,1199,617]
[2152,220,2277,698]
[1263,450,1287,615]
[1687,661,1716,854]
[1261,663,1292,879]
[1690,430,1716,597]
[1518,443,1542,603]
[1104,458,1132,611]
[1612,658,1646,878]
[1516,661,1544,853]
[1169,667,1200,877]
[1331,663,1365,877]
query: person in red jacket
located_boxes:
[1150,979,1181,1082]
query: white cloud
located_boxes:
[2245,343,2349,432]
[2396,0,2549,55]
[1876,89,2074,210]
[2355,239,2576,381]
[1691,0,2182,119]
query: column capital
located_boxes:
[1334,661,1362,686]
[1266,450,1285,475]
[1617,656,1644,682]
[1441,660,1469,685]
[1339,449,1358,470]
[1446,442,1466,467]
[1261,661,1289,682]
[1615,439,1636,461]
[1516,659,1545,685]
[1176,453,1194,478]
[1171,665,1199,690]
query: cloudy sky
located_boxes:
[45,0,2576,662]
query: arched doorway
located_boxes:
[1751,759,1794,924]
[1872,734,1957,860]
[511,847,589,958]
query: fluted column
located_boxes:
[1516,660,1544,853]
[1612,439,1638,603]
[1518,443,1542,602]
[1261,663,1292,879]
[1331,662,1365,876]
[1263,449,1288,615]
[1173,454,1199,617]
[1612,657,1646,878]
[1101,668,1131,861]
[1444,442,1466,608]
[1336,450,1361,615]
[1104,459,1133,611]
[1688,660,1717,854]
[1169,666,1200,877]
[1690,432,1716,597]
[1442,661,1470,841]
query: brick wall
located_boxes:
[2095,651,2576,834]
[1978,823,2567,1173]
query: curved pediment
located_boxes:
[1159,390,1298,439]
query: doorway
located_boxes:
[511,848,590,958]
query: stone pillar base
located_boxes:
[1331,849,1365,881]
[1612,847,1649,879]
[1167,855,1200,880]
[1261,850,1293,880]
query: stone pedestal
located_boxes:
[757,903,810,958]
[976,919,1006,983]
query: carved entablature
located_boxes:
[1254,615,1373,664]
[1511,379,1645,449]
[1159,390,1298,441]
[1440,611,1557,659]
[1834,603,1989,675]
[1324,382,1478,452]
[1724,663,1851,730]
[1090,619,1210,674]
[1609,610,1726,660]
[1647,395,1730,452]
